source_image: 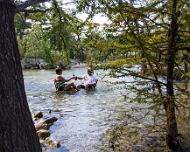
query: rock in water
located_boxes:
[33,111,43,119]
[44,117,58,125]
[37,129,50,140]
[44,138,61,148]
[35,122,49,131]
[35,117,58,131]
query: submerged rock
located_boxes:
[132,144,144,152]
[144,136,157,143]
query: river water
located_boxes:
[24,68,130,152]
[24,68,190,152]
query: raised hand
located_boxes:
[73,74,77,80]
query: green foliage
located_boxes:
[15,0,189,83]
[76,0,190,84]
[15,1,88,66]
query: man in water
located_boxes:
[76,67,98,90]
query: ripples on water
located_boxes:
[24,68,131,152]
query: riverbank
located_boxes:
[21,58,87,70]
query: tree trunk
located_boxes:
[0,1,41,152]
[165,0,179,150]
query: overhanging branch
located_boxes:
[16,0,51,13]
[19,8,50,13]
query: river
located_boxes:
[23,68,190,152]
[24,68,129,152]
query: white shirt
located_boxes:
[83,74,97,85]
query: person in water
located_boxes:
[77,67,98,89]
[54,67,79,92]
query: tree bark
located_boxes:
[0,1,41,152]
[165,0,179,150]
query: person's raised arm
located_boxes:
[65,76,75,82]
[76,76,84,80]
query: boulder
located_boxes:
[44,138,61,148]
[33,111,43,119]
[37,129,50,140]
[35,117,58,131]
[44,117,58,125]
[35,122,49,131]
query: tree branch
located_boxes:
[19,8,50,13]
[16,0,51,13]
